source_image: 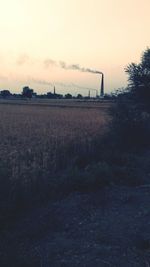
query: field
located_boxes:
[1,100,150,267]
[0,100,111,213]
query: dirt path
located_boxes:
[0,185,150,267]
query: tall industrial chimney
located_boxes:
[100,73,104,97]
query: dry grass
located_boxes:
[0,101,110,212]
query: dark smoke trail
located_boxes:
[59,61,102,74]
[17,54,102,75]
[44,58,102,75]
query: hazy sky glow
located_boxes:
[0,0,150,95]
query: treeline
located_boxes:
[0,87,73,99]
[0,86,115,100]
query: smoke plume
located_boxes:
[59,61,102,74]
[17,54,102,75]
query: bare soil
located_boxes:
[0,185,150,267]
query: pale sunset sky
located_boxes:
[0,0,150,96]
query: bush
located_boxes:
[110,48,150,150]
[110,100,150,149]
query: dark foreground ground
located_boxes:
[0,185,150,267]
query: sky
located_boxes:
[0,0,150,96]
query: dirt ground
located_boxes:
[0,185,150,267]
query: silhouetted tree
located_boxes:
[0,90,11,98]
[111,48,150,149]
[22,86,33,98]
[125,47,150,109]
[65,93,72,99]
[76,94,83,99]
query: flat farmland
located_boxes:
[0,100,111,207]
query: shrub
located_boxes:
[110,100,150,149]
[110,48,150,150]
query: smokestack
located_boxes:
[100,73,104,97]
[54,86,56,95]
[88,90,90,98]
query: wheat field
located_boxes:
[0,101,110,207]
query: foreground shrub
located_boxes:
[110,100,150,149]
[110,48,150,150]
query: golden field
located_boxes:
[0,100,111,203]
